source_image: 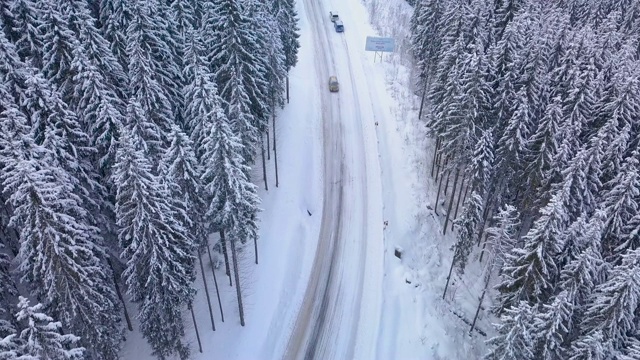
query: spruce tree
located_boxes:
[568,331,616,360]
[99,0,131,71]
[59,0,128,99]
[161,124,206,245]
[485,301,536,360]
[208,0,268,161]
[113,132,196,359]
[580,248,640,348]
[532,291,573,359]
[495,186,567,313]
[8,0,43,68]
[14,297,85,359]
[600,153,640,259]
[485,204,520,268]
[126,0,178,154]
[1,148,122,358]
[269,0,300,72]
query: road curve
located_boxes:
[284,0,383,358]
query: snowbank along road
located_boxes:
[285,0,385,358]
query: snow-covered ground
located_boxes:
[121,0,491,358]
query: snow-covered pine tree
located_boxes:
[38,0,84,102]
[255,1,287,113]
[492,0,525,41]
[523,95,563,208]
[200,83,261,324]
[0,241,16,340]
[485,204,520,268]
[435,18,491,166]
[59,0,128,100]
[99,0,131,71]
[0,331,20,360]
[154,0,185,122]
[452,130,495,274]
[14,297,85,359]
[532,291,573,360]
[239,0,274,135]
[557,214,607,308]
[208,0,268,162]
[488,11,526,135]
[113,132,196,359]
[126,0,179,154]
[8,0,43,68]
[269,0,300,72]
[600,152,640,260]
[410,0,445,82]
[620,338,640,360]
[485,301,536,360]
[70,44,125,174]
[182,26,227,155]
[169,0,198,130]
[494,87,533,202]
[590,43,640,181]
[0,138,122,358]
[567,330,617,360]
[494,183,568,313]
[199,78,261,235]
[161,124,206,246]
[580,248,640,349]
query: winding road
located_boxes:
[284,0,385,358]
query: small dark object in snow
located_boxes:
[307,210,312,216]
[383,220,389,229]
[375,121,379,126]
[426,204,433,210]
[405,279,411,284]
[394,247,402,259]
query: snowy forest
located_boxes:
[0,0,299,358]
[411,0,640,358]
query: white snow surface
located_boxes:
[120,0,492,358]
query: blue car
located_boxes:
[334,20,344,33]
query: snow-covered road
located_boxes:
[284,0,385,358]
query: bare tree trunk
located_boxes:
[220,230,232,286]
[477,195,498,247]
[273,111,279,187]
[253,235,258,265]
[431,137,440,178]
[478,205,497,262]
[229,237,245,326]
[266,126,271,160]
[189,304,203,353]
[261,135,268,191]
[286,75,290,104]
[435,152,443,182]
[206,245,225,322]
[418,79,428,120]
[198,251,216,330]
[470,272,492,334]
[452,174,466,230]
[107,257,133,331]
[443,168,460,235]
[434,169,447,216]
[444,168,452,196]
[443,246,458,300]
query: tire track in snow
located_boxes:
[283,0,346,358]
[284,0,382,358]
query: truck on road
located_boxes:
[329,11,339,22]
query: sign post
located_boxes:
[364,36,395,62]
